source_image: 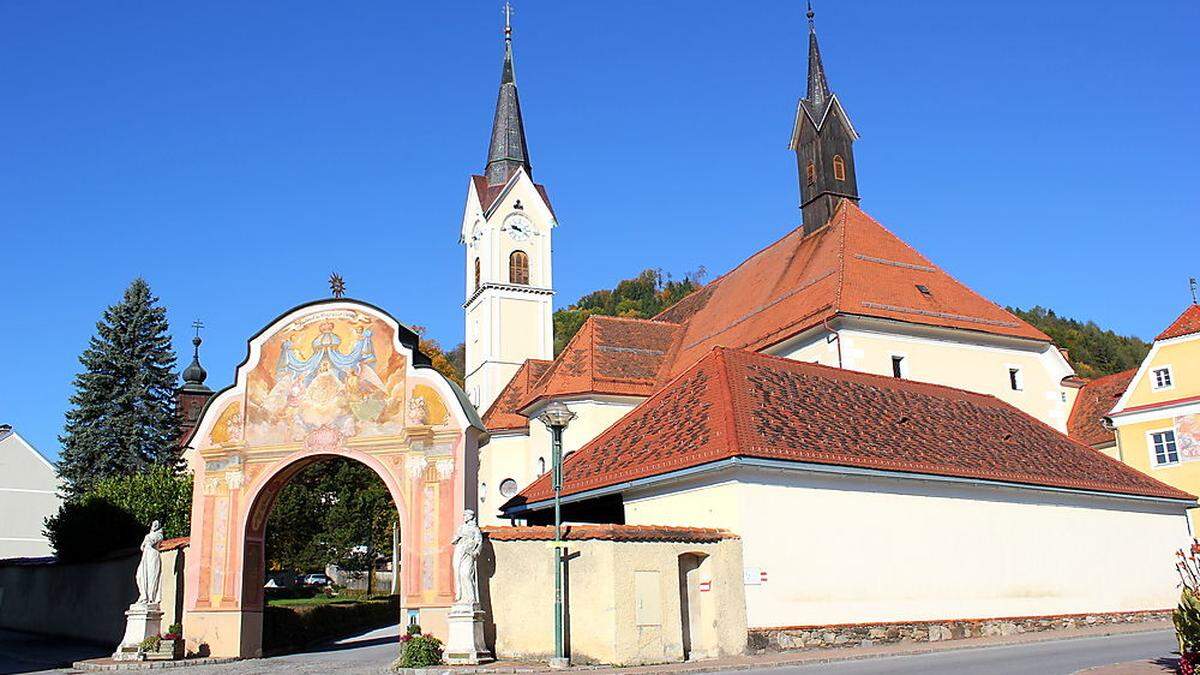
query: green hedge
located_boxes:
[262,596,400,654]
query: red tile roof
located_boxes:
[508,348,1191,508]
[1066,370,1135,447]
[471,174,556,219]
[483,524,737,543]
[518,316,682,411]
[482,359,553,432]
[1158,304,1200,341]
[656,200,1048,376]
[157,537,190,552]
[508,200,1050,414]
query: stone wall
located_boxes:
[0,542,187,645]
[749,610,1172,652]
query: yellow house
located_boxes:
[1108,303,1200,529]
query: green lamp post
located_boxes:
[537,401,576,669]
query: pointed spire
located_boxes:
[484,1,532,186]
[181,320,210,393]
[804,1,832,114]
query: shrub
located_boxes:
[1175,540,1200,674]
[44,496,144,562]
[44,466,193,562]
[397,629,443,668]
[262,596,399,654]
[139,635,162,652]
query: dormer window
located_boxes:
[806,162,816,186]
[509,250,529,285]
[833,155,846,181]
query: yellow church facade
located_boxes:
[1108,304,1200,529]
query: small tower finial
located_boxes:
[329,272,346,299]
[1190,277,1198,305]
[181,319,209,390]
[807,0,815,28]
[504,1,513,41]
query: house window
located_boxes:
[537,457,546,475]
[473,257,481,292]
[891,355,905,379]
[1009,368,1023,391]
[806,162,816,185]
[1152,367,1174,390]
[833,155,846,181]
[509,251,529,285]
[1151,430,1179,466]
[499,478,519,498]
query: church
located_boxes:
[463,5,1194,635]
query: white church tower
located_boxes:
[462,5,555,413]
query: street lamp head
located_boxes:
[537,401,576,430]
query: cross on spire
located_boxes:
[504,1,513,41]
[1190,277,1197,305]
[182,318,209,390]
[191,319,204,339]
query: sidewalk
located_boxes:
[399,619,1175,674]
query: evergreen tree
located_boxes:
[58,278,181,496]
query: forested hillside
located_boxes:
[1007,306,1150,379]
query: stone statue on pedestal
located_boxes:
[113,521,166,661]
[452,510,482,605]
[445,510,491,665]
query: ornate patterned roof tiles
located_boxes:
[508,348,1190,508]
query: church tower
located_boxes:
[790,3,860,234]
[462,4,556,413]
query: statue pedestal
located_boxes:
[443,602,490,665]
[112,602,163,661]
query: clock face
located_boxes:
[504,213,536,242]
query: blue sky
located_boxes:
[1,1,1197,459]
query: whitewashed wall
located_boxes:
[624,464,1190,629]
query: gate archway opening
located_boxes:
[247,453,401,654]
[180,300,484,658]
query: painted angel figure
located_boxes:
[135,520,164,606]
[451,510,483,606]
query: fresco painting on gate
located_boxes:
[206,308,449,449]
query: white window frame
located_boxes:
[1148,428,1180,467]
[1151,365,1175,391]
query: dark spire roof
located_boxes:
[181,330,211,393]
[801,1,833,121]
[484,8,531,186]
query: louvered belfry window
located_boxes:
[509,251,529,285]
[833,155,846,181]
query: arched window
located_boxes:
[480,483,487,502]
[473,257,481,292]
[833,155,846,181]
[509,251,529,285]
[537,457,546,475]
[806,162,817,185]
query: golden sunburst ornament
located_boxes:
[329,272,346,299]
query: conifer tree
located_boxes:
[58,278,181,496]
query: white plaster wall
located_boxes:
[772,325,1075,432]
[625,466,1188,629]
[0,431,61,559]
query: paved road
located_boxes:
[740,629,1178,675]
[182,625,401,675]
[0,629,110,675]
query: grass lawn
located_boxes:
[267,594,390,607]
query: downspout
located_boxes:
[822,316,843,369]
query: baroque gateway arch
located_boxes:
[181,299,484,658]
